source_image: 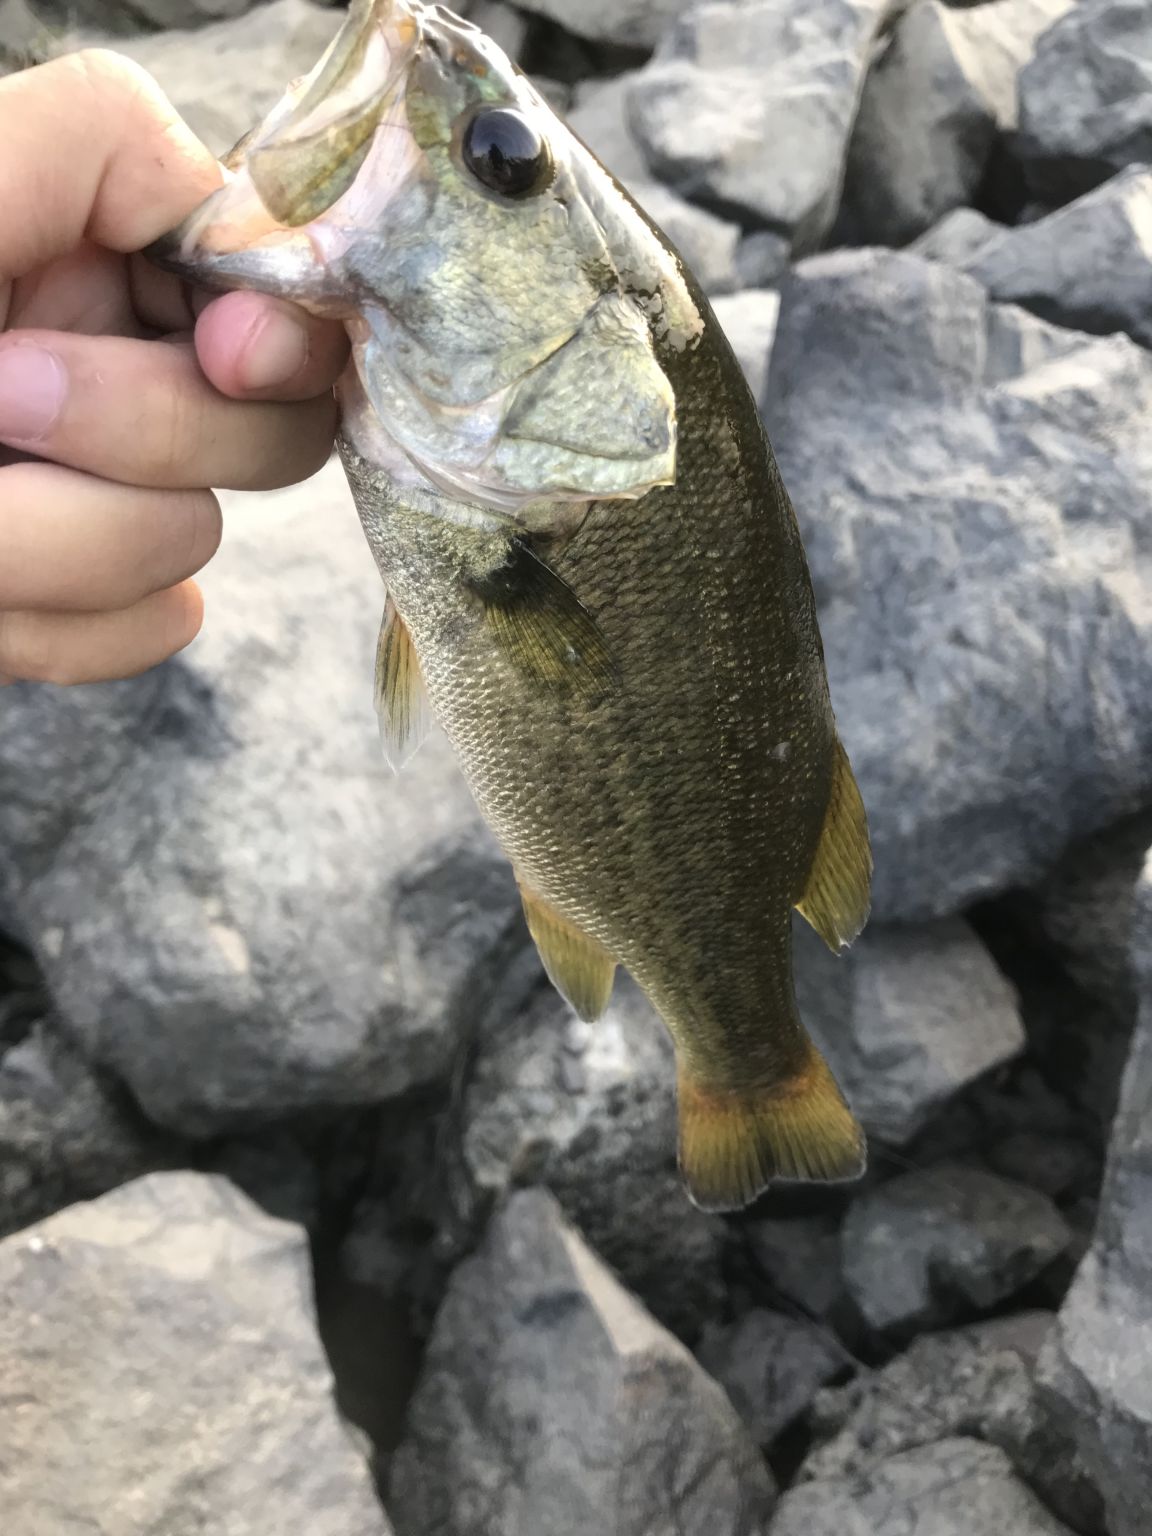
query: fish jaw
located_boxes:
[146,0,422,313]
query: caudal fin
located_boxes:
[677,1046,866,1212]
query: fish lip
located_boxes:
[145,0,427,289]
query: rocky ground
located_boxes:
[1,0,1151,1532]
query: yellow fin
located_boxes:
[520,886,617,1022]
[374,597,430,773]
[796,738,872,952]
[677,1046,867,1212]
[473,539,618,702]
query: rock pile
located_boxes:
[2,0,1152,1533]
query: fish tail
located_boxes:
[676,1045,866,1212]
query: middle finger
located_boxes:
[0,330,337,490]
[0,461,221,611]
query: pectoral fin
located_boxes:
[519,885,617,1022]
[374,597,430,772]
[471,539,618,702]
[796,739,872,952]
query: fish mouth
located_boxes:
[146,0,425,305]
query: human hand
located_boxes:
[0,50,349,687]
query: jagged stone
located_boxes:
[0,1022,174,1239]
[794,917,1026,1146]
[91,0,343,155]
[841,1162,1072,1333]
[513,0,695,50]
[698,1309,848,1447]
[568,72,743,292]
[917,167,1152,351]
[1016,0,1152,204]
[766,249,1152,919]
[628,0,900,249]
[389,1189,777,1536]
[0,1172,393,1536]
[1037,854,1152,1536]
[802,1316,1105,1533]
[770,1437,1077,1536]
[839,0,1072,245]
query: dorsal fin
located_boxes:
[374,597,430,772]
[796,738,872,952]
[519,884,617,1022]
[471,539,619,702]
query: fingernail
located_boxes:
[240,309,309,392]
[0,342,67,443]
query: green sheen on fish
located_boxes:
[150,0,872,1211]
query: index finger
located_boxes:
[0,49,223,283]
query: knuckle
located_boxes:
[143,369,201,486]
[69,47,156,105]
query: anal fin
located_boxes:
[519,885,617,1022]
[374,596,431,773]
[677,1045,867,1213]
[472,539,618,703]
[796,738,872,952]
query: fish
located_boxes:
[150,0,872,1211]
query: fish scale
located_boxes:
[345,314,832,1095]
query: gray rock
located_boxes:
[1037,853,1152,1536]
[766,249,1152,919]
[841,1163,1072,1333]
[513,0,695,49]
[568,74,743,293]
[638,179,743,293]
[0,1171,393,1536]
[735,230,792,289]
[389,1188,777,1536]
[794,917,1026,1146]
[802,1317,1104,1533]
[921,167,1152,350]
[466,0,529,61]
[0,0,40,63]
[434,972,728,1338]
[569,73,652,186]
[840,0,1072,246]
[710,290,782,405]
[0,457,523,1137]
[979,808,1152,1130]
[0,1022,174,1239]
[985,1131,1099,1202]
[91,0,343,156]
[35,0,279,33]
[628,0,899,249]
[698,1309,848,1446]
[912,206,1003,266]
[1016,0,1152,204]
[746,1210,846,1320]
[770,1438,1076,1536]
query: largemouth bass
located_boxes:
[152,0,872,1210]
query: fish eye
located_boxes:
[461,107,554,200]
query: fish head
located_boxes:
[151,0,703,522]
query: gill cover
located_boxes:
[152,0,702,518]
